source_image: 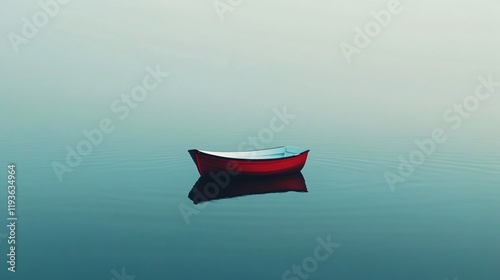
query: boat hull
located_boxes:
[188,147,309,177]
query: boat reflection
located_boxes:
[188,172,308,204]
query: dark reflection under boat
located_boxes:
[188,172,308,204]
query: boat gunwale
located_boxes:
[188,146,310,162]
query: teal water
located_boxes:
[1,1,500,279]
[0,131,499,279]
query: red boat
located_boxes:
[188,146,309,177]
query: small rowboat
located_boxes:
[189,172,308,204]
[188,146,309,177]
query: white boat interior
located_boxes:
[198,146,308,160]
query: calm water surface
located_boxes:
[0,129,499,280]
